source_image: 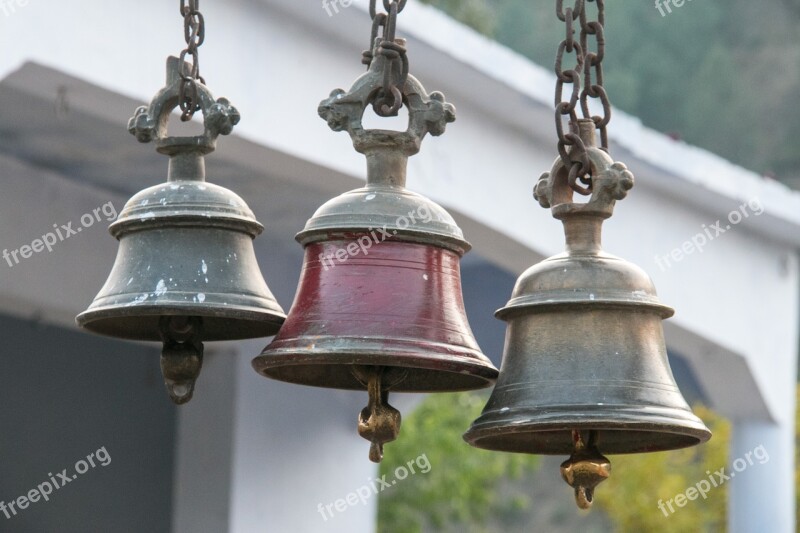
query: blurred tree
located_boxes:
[378,393,739,532]
[376,391,539,533]
[594,406,730,532]
[419,0,800,186]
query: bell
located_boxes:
[464,120,711,508]
[253,40,498,462]
[77,58,286,404]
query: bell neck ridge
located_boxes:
[167,149,207,183]
[365,146,408,188]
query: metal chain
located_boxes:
[178,0,206,122]
[553,0,611,195]
[580,0,610,151]
[363,0,409,117]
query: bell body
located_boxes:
[253,184,498,392]
[255,48,497,459]
[465,127,711,459]
[77,177,286,340]
[464,248,711,455]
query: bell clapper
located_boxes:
[560,430,611,510]
[159,316,204,405]
[353,366,402,463]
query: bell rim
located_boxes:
[76,303,286,342]
[463,404,712,455]
[252,336,499,392]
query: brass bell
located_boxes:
[253,39,498,463]
[464,120,711,508]
[77,58,286,405]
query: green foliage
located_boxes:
[594,406,730,532]
[377,391,540,533]
[377,385,800,532]
[418,0,800,185]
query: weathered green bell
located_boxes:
[77,58,286,404]
[464,120,711,509]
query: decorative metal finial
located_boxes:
[560,430,611,509]
[354,366,402,463]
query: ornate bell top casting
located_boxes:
[78,57,286,404]
[306,41,468,254]
[128,56,240,154]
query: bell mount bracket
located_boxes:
[127,56,240,159]
[534,119,635,253]
[318,38,455,187]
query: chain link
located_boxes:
[178,0,206,122]
[580,0,610,150]
[363,0,409,117]
[553,0,611,195]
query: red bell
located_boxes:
[252,40,498,462]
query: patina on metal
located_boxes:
[77,57,286,404]
[252,33,498,463]
[463,120,712,508]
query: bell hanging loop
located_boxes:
[77,57,286,405]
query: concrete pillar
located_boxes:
[729,420,796,532]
